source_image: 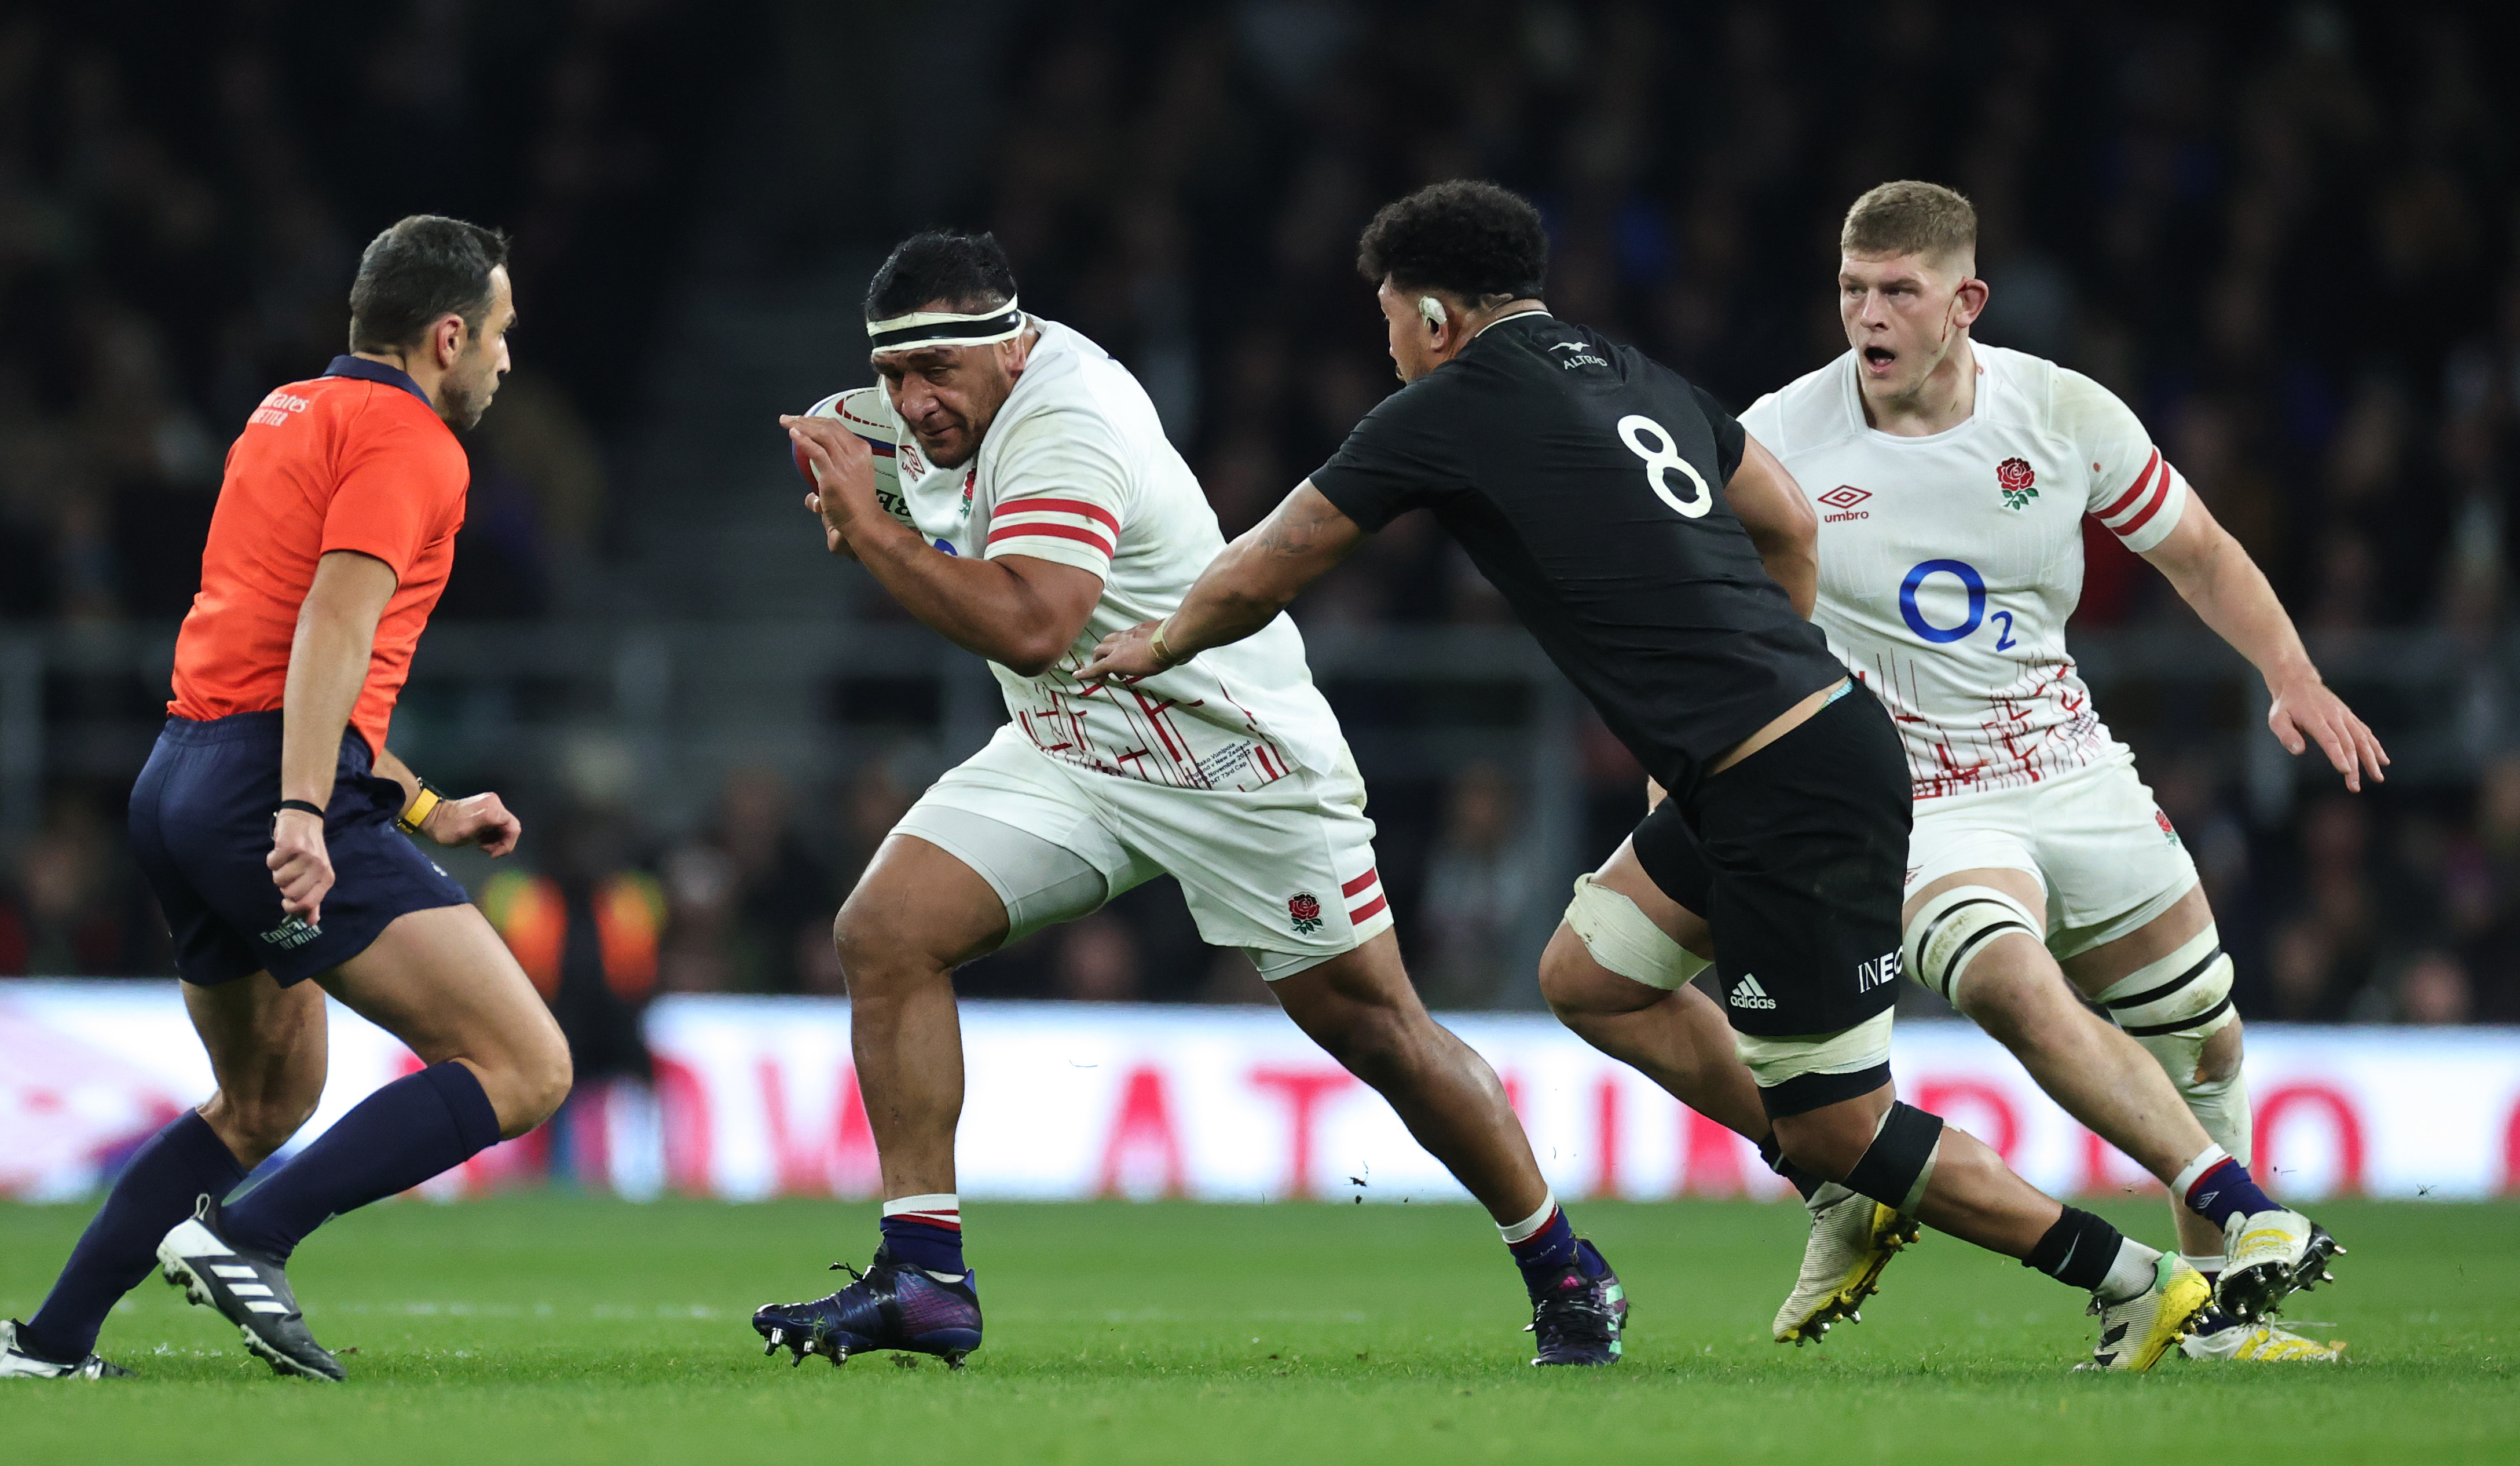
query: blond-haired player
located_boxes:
[1543,181,2371,1364]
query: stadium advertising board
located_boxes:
[4,982,2514,1205]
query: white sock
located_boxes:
[2097,1237,2163,1305]
[2181,1251,2226,1279]
[1497,1192,1558,1245]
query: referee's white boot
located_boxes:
[2215,1209,2343,1324]
[1772,1182,1919,1345]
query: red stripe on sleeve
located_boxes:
[2097,449,2162,520]
[995,495,1121,538]
[986,521,1114,558]
[1348,893,1389,924]
[2114,468,2176,538]
[1340,868,1379,898]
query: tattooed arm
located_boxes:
[1079,480,1365,679]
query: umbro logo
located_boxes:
[1729,974,1777,1010]
[1819,485,1871,522]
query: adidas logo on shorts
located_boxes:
[1729,974,1777,1010]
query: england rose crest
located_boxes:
[1996,456,2038,510]
[1288,892,1324,934]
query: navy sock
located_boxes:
[222,1062,501,1262]
[2023,1206,2123,1292]
[1506,1207,1581,1296]
[2183,1157,2277,1233]
[23,1110,245,1363]
[879,1216,965,1275]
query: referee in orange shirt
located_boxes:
[1,217,569,1383]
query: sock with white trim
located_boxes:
[880,1194,965,1278]
[2173,1144,2277,1232]
[1499,1193,1580,1297]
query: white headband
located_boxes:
[866,297,1025,353]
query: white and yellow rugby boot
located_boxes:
[2217,1209,2343,1324]
[2078,1253,2211,1372]
[1772,1183,1920,1345]
[2181,1311,2347,1363]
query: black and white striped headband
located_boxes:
[865,298,1025,353]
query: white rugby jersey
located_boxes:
[807,317,1350,792]
[1739,344,2188,800]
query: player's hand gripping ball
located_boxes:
[787,389,905,561]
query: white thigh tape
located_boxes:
[2098,923,2247,1161]
[1902,885,2041,1002]
[1733,1008,1896,1089]
[1563,874,1705,992]
[2094,925,2234,1037]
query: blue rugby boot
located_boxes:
[753,1244,981,1369]
[1526,1239,1626,1365]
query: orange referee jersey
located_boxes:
[169,356,468,756]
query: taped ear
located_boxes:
[1418,295,1447,329]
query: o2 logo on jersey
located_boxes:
[1899,559,2016,649]
[1617,415,1712,518]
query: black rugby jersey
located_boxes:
[1309,312,1843,792]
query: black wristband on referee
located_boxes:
[276,799,325,820]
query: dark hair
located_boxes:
[865,231,1019,320]
[1356,181,1548,304]
[346,215,510,353]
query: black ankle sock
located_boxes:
[2024,1206,2122,1292]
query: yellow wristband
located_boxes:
[396,784,442,836]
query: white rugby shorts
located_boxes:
[1904,751,2199,959]
[892,724,1393,979]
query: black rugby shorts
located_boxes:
[1629,679,1910,1042]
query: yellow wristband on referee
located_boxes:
[396,784,442,836]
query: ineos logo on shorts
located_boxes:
[259,916,321,949]
[1855,948,1900,992]
[1729,974,1777,1010]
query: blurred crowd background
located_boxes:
[3,1,2517,1056]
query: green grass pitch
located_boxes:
[4,1196,2514,1464]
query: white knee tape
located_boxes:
[1902,885,2042,1003]
[1564,874,1706,992]
[2095,924,2247,1162]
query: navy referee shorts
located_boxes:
[127,711,470,987]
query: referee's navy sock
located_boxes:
[23,1110,246,1363]
[223,1062,501,1263]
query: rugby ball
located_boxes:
[794,386,902,498]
